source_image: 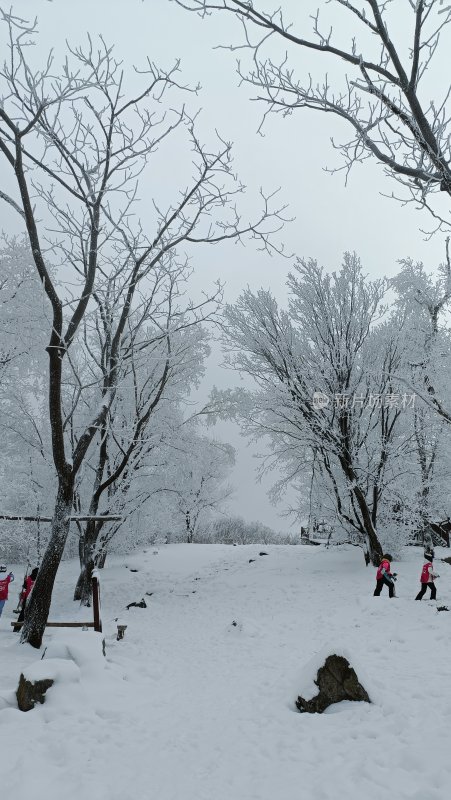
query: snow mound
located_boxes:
[23,658,80,685]
[41,631,106,681]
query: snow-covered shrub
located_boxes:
[197,515,288,545]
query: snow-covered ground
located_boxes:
[1,544,451,800]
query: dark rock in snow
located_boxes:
[296,654,370,714]
[129,568,138,573]
[248,558,256,563]
[16,673,54,712]
[437,605,449,612]
[259,552,268,556]
[145,592,153,597]
[126,598,147,610]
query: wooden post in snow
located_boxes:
[92,574,102,633]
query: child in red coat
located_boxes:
[415,553,438,600]
[373,554,397,598]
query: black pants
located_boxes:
[415,582,436,600]
[374,577,394,598]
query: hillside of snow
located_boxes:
[1,544,451,800]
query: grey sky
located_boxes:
[2,0,448,531]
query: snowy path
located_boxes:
[1,544,451,800]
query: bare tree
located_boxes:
[72,258,220,604]
[0,12,284,647]
[174,0,451,233]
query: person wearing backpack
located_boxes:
[0,566,15,618]
[373,554,397,598]
[415,552,439,600]
[13,567,38,632]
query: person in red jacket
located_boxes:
[415,553,438,600]
[373,554,397,598]
[13,567,38,632]
[0,566,15,618]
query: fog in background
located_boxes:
[2,0,447,532]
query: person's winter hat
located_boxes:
[425,553,434,563]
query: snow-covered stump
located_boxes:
[296,654,370,714]
[16,673,54,712]
[16,632,106,711]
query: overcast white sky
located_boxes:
[2,0,449,531]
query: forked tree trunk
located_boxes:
[20,479,73,648]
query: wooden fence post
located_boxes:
[92,575,102,633]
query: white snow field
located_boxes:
[1,544,451,800]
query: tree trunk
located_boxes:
[78,559,94,607]
[355,490,383,566]
[339,456,383,566]
[186,510,193,543]
[73,568,85,602]
[74,523,109,604]
[73,519,98,605]
[20,479,73,648]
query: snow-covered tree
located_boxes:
[0,13,284,647]
[149,428,235,543]
[222,253,418,565]
[391,250,451,541]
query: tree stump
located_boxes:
[296,654,370,713]
[16,673,54,712]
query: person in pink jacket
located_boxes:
[0,566,15,617]
[373,554,397,598]
[13,567,39,633]
[415,552,439,600]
